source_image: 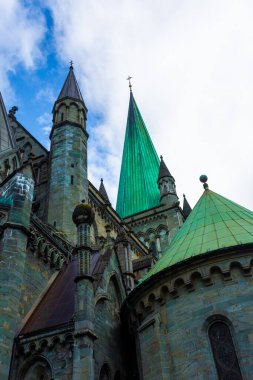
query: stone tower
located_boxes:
[47,64,88,243]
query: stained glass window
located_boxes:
[209,322,243,380]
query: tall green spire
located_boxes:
[116,91,160,218]
[141,179,253,282]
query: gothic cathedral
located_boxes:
[0,65,252,380]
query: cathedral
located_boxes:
[0,64,252,380]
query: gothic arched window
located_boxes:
[209,321,243,380]
[99,364,110,380]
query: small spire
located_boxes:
[69,60,73,69]
[183,194,192,218]
[127,76,132,92]
[199,174,209,189]
[99,178,111,205]
[157,155,173,182]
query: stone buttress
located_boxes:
[0,167,34,379]
[72,202,96,380]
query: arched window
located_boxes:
[19,357,52,380]
[209,322,243,379]
[99,364,110,380]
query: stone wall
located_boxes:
[127,251,253,380]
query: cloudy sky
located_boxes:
[0,0,253,210]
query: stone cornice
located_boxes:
[123,244,253,320]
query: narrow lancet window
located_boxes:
[209,322,243,379]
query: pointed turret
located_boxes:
[57,63,84,104]
[142,175,253,282]
[183,193,192,218]
[47,65,88,243]
[0,92,15,152]
[116,90,160,218]
[52,63,87,130]
[157,156,178,206]
[99,178,111,205]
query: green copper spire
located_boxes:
[142,177,253,282]
[116,91,160,217]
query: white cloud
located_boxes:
[45,0,253,210]
[0,0,45,101]
[36,87,55,103]
[36,112,51,149]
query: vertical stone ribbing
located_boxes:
[72,203,96,380]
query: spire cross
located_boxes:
[127,76,132,91]
[70,60,74,68]
[160,155,163,160]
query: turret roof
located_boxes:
[183,194,192,218]
[99,178,111,204]
[157,156,173,182]
[57,65,84,103]
[142,184,253,282]
[116,91,160,217]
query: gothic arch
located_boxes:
[18,355,52,380]
[99,363,111,380]
[106,272,124,306]
[205,315,243,380]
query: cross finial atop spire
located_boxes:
[70,60,74,69]
[160,155,163,161]
[127,76,132,91]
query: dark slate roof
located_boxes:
[20,249,113,336]
[20,260,76,335]
[183,194,192,218]
[99,178,111,204]
[57,66,84,103]
[157,156,173,182]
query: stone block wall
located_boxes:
[128,253,253,380]
[47,124,88,244]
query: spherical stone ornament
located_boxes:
[199,174,208,183]
[72,203,95,225]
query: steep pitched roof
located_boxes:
[0,92,15,153]
[157,156,173,182]
[183,193,192,218]
[99,178,111,204]
[116,91,160,217]
[57,66,84,103]
[142,186,253,282]
[20,250,111,336]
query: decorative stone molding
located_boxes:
[128,250,253,321]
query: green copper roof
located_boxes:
[142,187,253,282]
[116,92,160,217]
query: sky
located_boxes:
[0,0,253,210]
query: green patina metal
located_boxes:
[116,91,160,218]
[142,187,253,281]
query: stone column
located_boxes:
[115,232,135,293]
[0,172,34,379]
[72,202,97,380]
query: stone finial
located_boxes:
[72,202,94,225]
[199,175,209,190]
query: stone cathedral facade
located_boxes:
[0,65,253,380]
